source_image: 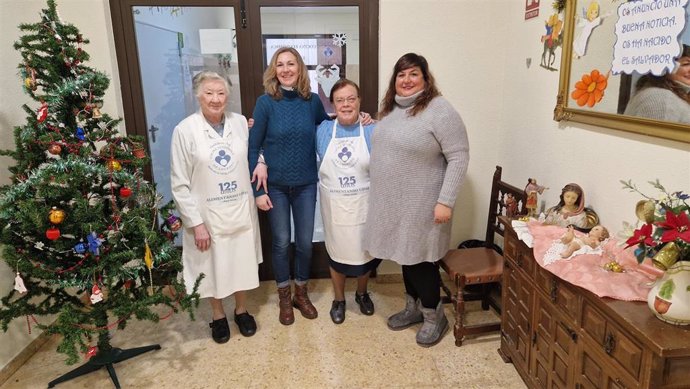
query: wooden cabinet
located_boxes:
[498,218,690,389]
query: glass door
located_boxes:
[110,0,379,280]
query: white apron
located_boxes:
[318,120,373,265]
[174,113,262,299]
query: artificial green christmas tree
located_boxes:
[0,0,200,383]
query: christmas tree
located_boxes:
[0,0,200,368]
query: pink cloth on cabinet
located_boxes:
[527,221,658,301]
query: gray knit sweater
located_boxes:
[362,95,469,265]
[624,87,690,124]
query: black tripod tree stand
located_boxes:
[48,310,161,389]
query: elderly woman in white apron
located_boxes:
[171,71,263,344]
[316,79,381,324]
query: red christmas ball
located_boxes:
[46,227,60,241]
[119,187,132,198]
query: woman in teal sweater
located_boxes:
[248,47,329,326]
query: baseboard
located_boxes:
[0,331,51,386]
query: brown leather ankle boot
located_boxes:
[277,286,294,325]
[293,283,318,319]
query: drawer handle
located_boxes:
[566,327,578,342]
[604,332,616,354]
[550,280,558,303]
[532,331,537,346]
[517,254,524,268]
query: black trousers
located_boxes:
[402,261,441,309]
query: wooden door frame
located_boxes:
[109,0,379,280]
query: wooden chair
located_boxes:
[439,165,526,346]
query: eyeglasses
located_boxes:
[333,96,358,105]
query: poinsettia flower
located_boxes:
[656,211,690,243]
[571,69,608,107]
[625,223,655,248]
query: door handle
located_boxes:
[550,279,558,303]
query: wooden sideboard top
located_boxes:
[499,216,690,357]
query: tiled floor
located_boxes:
[1,279,527,389]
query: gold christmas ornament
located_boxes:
[91,106,102,118]
[107,159,122,171]
[48,207,66,224]
[635,200,655,224]
[652,242,681,271]
[48,144,62,155]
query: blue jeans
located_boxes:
[266,183,317,284]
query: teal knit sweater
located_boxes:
[248,90,329,196]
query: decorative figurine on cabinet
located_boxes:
[543,183,589,228]
[524,178,547,217]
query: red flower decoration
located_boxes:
[657,211,690,243]
[625,223,655,248]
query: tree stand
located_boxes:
[47,345,161,388]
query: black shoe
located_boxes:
[209,317,230,344]
[234,311,257,337]
[355,292,375,315]
[329,300,346,324]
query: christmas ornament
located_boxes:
[107,160,122,171]
[91,107,102,119]
[75,126,85,140]
[145,240,154,295]
[48,207,66,224]
[132,144,146,159]
[86,232,103,256]
[14,272,28,294]
[166,214,182,232]
[119,187,132,198]
[48,144,62,155]
[45,227,60,241]
[37,101,48,122]
[89,284,103,304]
[73,240,86,254]
[85,346,98,359]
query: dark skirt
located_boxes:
[329,257,382,277]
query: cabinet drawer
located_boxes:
[581,301,644,381]
[535,265,579,323]
[577,346,639,389]
[504,233,534,277]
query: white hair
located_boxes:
[192,71,230,97]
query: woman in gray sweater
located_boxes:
[363,53,469,347]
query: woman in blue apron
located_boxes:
[316,79,381,324]
[171,71,262,343]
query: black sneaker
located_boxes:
[329,300,346,324]
[234,311,257,337]
[355,292,375,315]
[209,317,230,344]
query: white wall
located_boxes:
[1,0,689,372]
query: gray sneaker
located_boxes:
[387,294,423,330]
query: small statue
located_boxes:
[560,224,609,258]
[524,178,547,217]
[543,183,588,228]
[504,193,519,217]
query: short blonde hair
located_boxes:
[263,47,312,100]
[192,71,230,97]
